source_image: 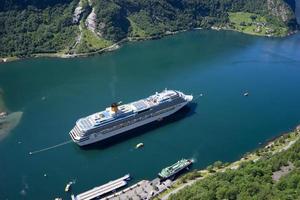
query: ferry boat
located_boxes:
[158,159,193,181]
[69,89,193,146]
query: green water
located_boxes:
[0,30,300,199]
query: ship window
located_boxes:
[137,108,150,114]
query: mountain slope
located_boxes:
[0,0,298,58]
[0,0,79,57]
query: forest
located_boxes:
[0,0,298,58]
[0,0,79,57]
[169,131,300,200]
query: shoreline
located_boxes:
[156,124,300,200]
[70,124,300,200]
[0,89,23,141]
[66,124,300,200]
[1,27,298,64]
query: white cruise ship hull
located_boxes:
[72,101,188,146]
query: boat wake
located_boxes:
[29,140,72,155]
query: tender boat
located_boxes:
[65,181,73,192]
[135,143,144,149]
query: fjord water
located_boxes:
[1,30,300,199]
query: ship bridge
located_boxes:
[148,90,180,103]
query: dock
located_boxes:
[71,158,192,200]
[101,178,172,200]
[72,174,130,200]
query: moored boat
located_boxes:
[158,159,193,181]
[135,143,144,149]
[69,89,193,146]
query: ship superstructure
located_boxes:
[158,159,193,180]
[69,89,193,146]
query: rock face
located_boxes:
[267,0,294,22]
[272,162,294,181]
[84,0,105,37]
[85,8,97,32]
[85,1,105,37]
[73,4,83,24]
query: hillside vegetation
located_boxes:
[0,0,298,58]
[228,12,288,36]
[168,128,300,200]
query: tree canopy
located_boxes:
[0,0,298,57]
[169,133,300,200]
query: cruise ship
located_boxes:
[69,89,193,146]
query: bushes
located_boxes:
[169,135,300,200]
[0,0,297,57]
[0,1,78,57]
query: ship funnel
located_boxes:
[111,103,119,113]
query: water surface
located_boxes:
[0,30,300,199]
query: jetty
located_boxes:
[71,159,193,200]
[101,178,172,200]
[72,175,174,200]
[72,174,130,200]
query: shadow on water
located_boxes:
[80,103,198,150]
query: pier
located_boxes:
[72,176,173,200]
[72,174,130,200]
[101,178,172,200]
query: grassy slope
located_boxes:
[228,12,288,36]
[127,17,147,38]
[76,27,112,53]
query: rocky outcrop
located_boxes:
[86,9,105,36]
[73,3,83,24]
[86,8,97,32]
[85,0,105,37]
[267,0,294,22]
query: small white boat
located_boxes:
[243,92,249,96]
[0,112,7,118]
[135,143,144,149]
[65,181,73,192]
